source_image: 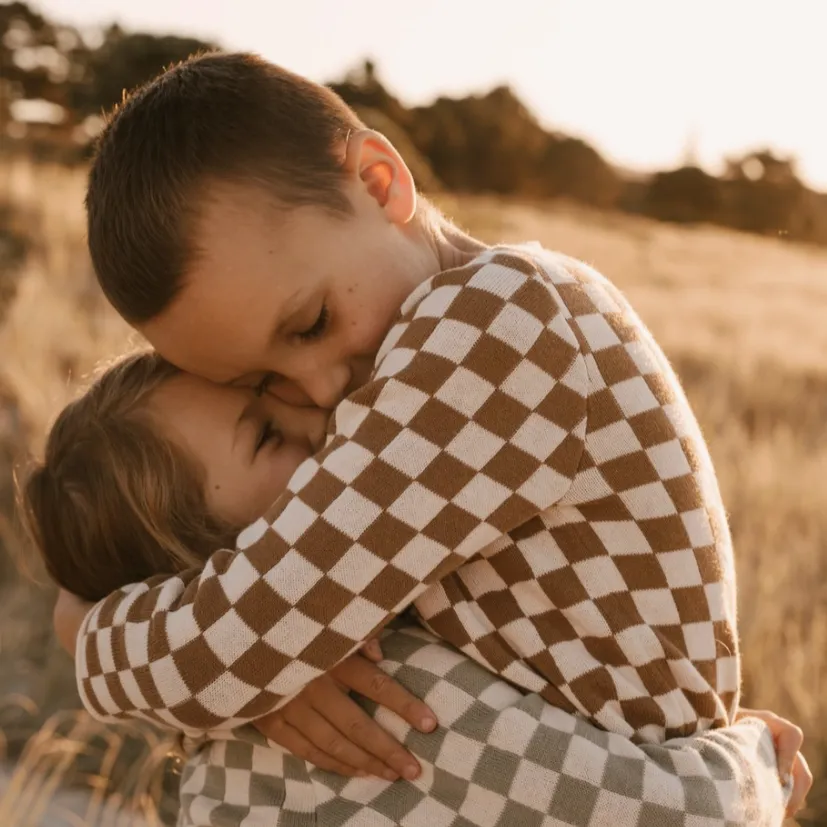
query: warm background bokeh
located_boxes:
[1,2,825,825]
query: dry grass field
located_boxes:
[1,157,825,824]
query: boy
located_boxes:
[60,53,805,821]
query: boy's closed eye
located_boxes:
[295,301,329,343]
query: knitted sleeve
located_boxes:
[76,251,589,731]
[178,623,788,827]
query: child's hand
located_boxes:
[254,652,437,780]
[360,636,383,662]
[736,707,812,817]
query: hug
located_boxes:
[22,52,808,826]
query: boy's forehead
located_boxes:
[140,293,263,385]
[191,187,323,283]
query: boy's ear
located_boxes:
[344,129,417,225]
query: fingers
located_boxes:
[775,720,804,783]
[254,712,365,777]
[785,751,813,818]
[746,708,804,781]
[256,676,421,780]
[255,661,432,782]
[738,706,810,815]
[361,638,383,663]
[281,700,398,781]
[317,691,422,781]
[737,708,804,779]
[332,656,437,733]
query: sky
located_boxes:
[37,0,827,189]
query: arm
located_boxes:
[183,717,790,827]
[492,711,788,826]
[181,619,796,826]
[368,625,792,825]
[57,589,435,780]
[76,252,588,731]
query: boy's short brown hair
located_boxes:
[87,52,364,323]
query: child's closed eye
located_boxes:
[254,374,275,397]
[254,420,283,455]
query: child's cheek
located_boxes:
[268,443,313,498]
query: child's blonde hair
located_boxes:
[19,351,238,601]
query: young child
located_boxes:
[22,351,791,826]
[74,53,738,750]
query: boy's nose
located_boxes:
[300,365,352,409]
[265,377,315,407]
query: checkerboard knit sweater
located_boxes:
[178,623,786,827]
[76,244,740,746]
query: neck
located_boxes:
[416,201,488,273]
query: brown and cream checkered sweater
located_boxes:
[76,244,740,745]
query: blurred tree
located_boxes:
[722,149,814,240]
[5,4,827,244]
[70,25,216,118]
[408,86,550,193]
[329,59,413,132]
[1,1,213,145]
[725,149,799,185]
[0,2,86,129]
[644,166,723,224]
[539,135,622,207]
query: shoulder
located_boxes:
[402,244,625,344]
[375,244,589,377]
[398,244,578,324]
[406,243,545,297]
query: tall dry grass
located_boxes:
[0,158,169,826]
[0,701,174,827]
[1,159,825,824]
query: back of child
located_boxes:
[384,242,740,744]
